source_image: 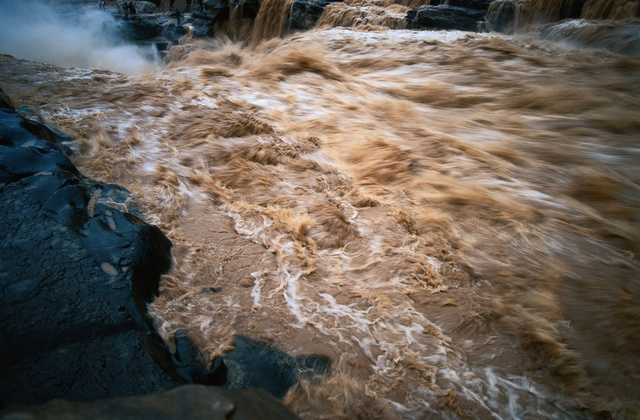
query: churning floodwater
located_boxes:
[1,0,639,418]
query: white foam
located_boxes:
[250,271,265,308]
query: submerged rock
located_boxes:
[223,335,331,398]
[537,19,640,55]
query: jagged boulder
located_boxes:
[0,88,14,109]
[200,0,229,19]
[190,0,229,35]
[190,18,215,36]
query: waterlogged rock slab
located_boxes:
[485,0,588,32]
[145,329,229,386]
[561,0,589,19]
[146,329,331,398]
[0,92,177,403]
[538,19,640,56]
[407,4,486,32]
[230,0,260,19]
[223,335,331,398]
[0,385,301,420]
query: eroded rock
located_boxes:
[0,90,177,404]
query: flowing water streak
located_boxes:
[582,0,639,19]
[317,1,408,30]
[125,29,640,418]
[250,0,295,44]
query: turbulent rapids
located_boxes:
[1,0,640,418]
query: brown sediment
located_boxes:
[317,2,407,30]
[1,8,640,418]
[249,0,294,45]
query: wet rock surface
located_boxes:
[0,92,178,404]
[224,335,331,398]
[407,3,487,32]
[119,14,165,40]
[484,0,590,32]
[0,385,301,420]
[484,0,515,32]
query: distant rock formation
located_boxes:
[407,0,492,32]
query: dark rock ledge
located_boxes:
[1,385,300,420]
[0,87,326,418]
[406,0,492,32]
[0,89,175,404]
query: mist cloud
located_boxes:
[0,0,160,75]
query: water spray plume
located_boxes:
[0,0,160,75]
